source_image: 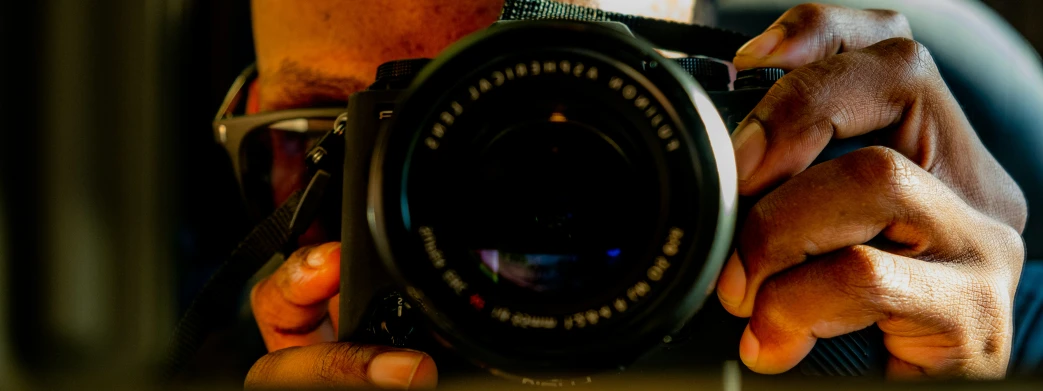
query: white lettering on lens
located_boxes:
[586,66,598,80]
[491,71,505,86]
[614,298,628,312]
[563,316,573,330]
[645,106,657,118]
[469,86,480,101]
[666,139,680,152]
[663,227,683,255]
[425,137,439,150]
[627,281,650,302]
[647,256,671,281]
[418,226,445,267]
[505,67,515,80]
[450,101,463,115]
[585,310,599,325]
[511,312,557,329]
[432,123,445,138]
[543,61,556,73]
[439,112,454,126]
[515,63,527,77]
[634,96,649,109]
[522,378,564,387]
[479,78,492,93]
[572,63,585,77]
[560,60,571,73]
[572,313,587,328]
[622,85,637,99]
[530,61,541,75]
[651,115,663,127]
[443,270,467,295]
[657,125,673,139]
[491,307,511,322]
[599,306,612,319]
[608,77,623,90]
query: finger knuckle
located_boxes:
[842,146,918,204]
[752,277,793,326]
[788,3,836,27]
[878,37,943,89]
[834,246,897,299]
[963,219,1025,281]
[961,277,1012,361]
[742,199,785,269]
[767,66,822,109]
[995,223,1027,281]
[869,9,911,37]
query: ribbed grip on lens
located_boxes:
[799,325,886,376]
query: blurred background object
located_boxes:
[2,0,1043,390]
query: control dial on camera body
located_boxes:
[367,292,416,347]
[734,67,786,90]
[371,58,433,90]
[672,57,730,91]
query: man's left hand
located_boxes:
[717,3,1028,379]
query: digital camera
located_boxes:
[335,20,868,384]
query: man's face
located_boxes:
[250,0,697,111]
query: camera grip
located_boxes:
[800,325,886,376]
[715,84,887,377]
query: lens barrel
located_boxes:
[369,21,737,378]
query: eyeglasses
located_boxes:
[213,64,346,214]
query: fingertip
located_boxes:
[739,325,760,371]
[412,354,439,389]
[275,242,342,306]
[735,27,786,64]
[716,251,748,316]
[304,242,342,270]
[369,350,438,390]
[732,120,767,184]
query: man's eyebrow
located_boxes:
[264,59,368,110]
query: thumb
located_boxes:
[733,3,911,70]
[245,343,438,389]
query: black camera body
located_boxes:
[337,20,876,383]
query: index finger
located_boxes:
[251,242,342,351]
[733,3,911,70]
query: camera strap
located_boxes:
[166,128,341,377]
[499,0,752,60]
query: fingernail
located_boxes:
[732,120,767,182]
[717,251,747,308]
[736,27,785,58]
[369,351,434,389]
[305,243,340,268]
[739,325,760,370]
[305,247,325,268]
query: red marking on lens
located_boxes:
[469,294,485,310]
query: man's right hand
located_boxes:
[246,242,439,389]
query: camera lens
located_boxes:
[453,119,656,299]
[371,20,736,379]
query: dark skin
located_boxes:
[245,1,1028,388]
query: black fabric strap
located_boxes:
[499,0,752,60]
[164,190,302,377]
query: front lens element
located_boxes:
[453,120,651,297]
